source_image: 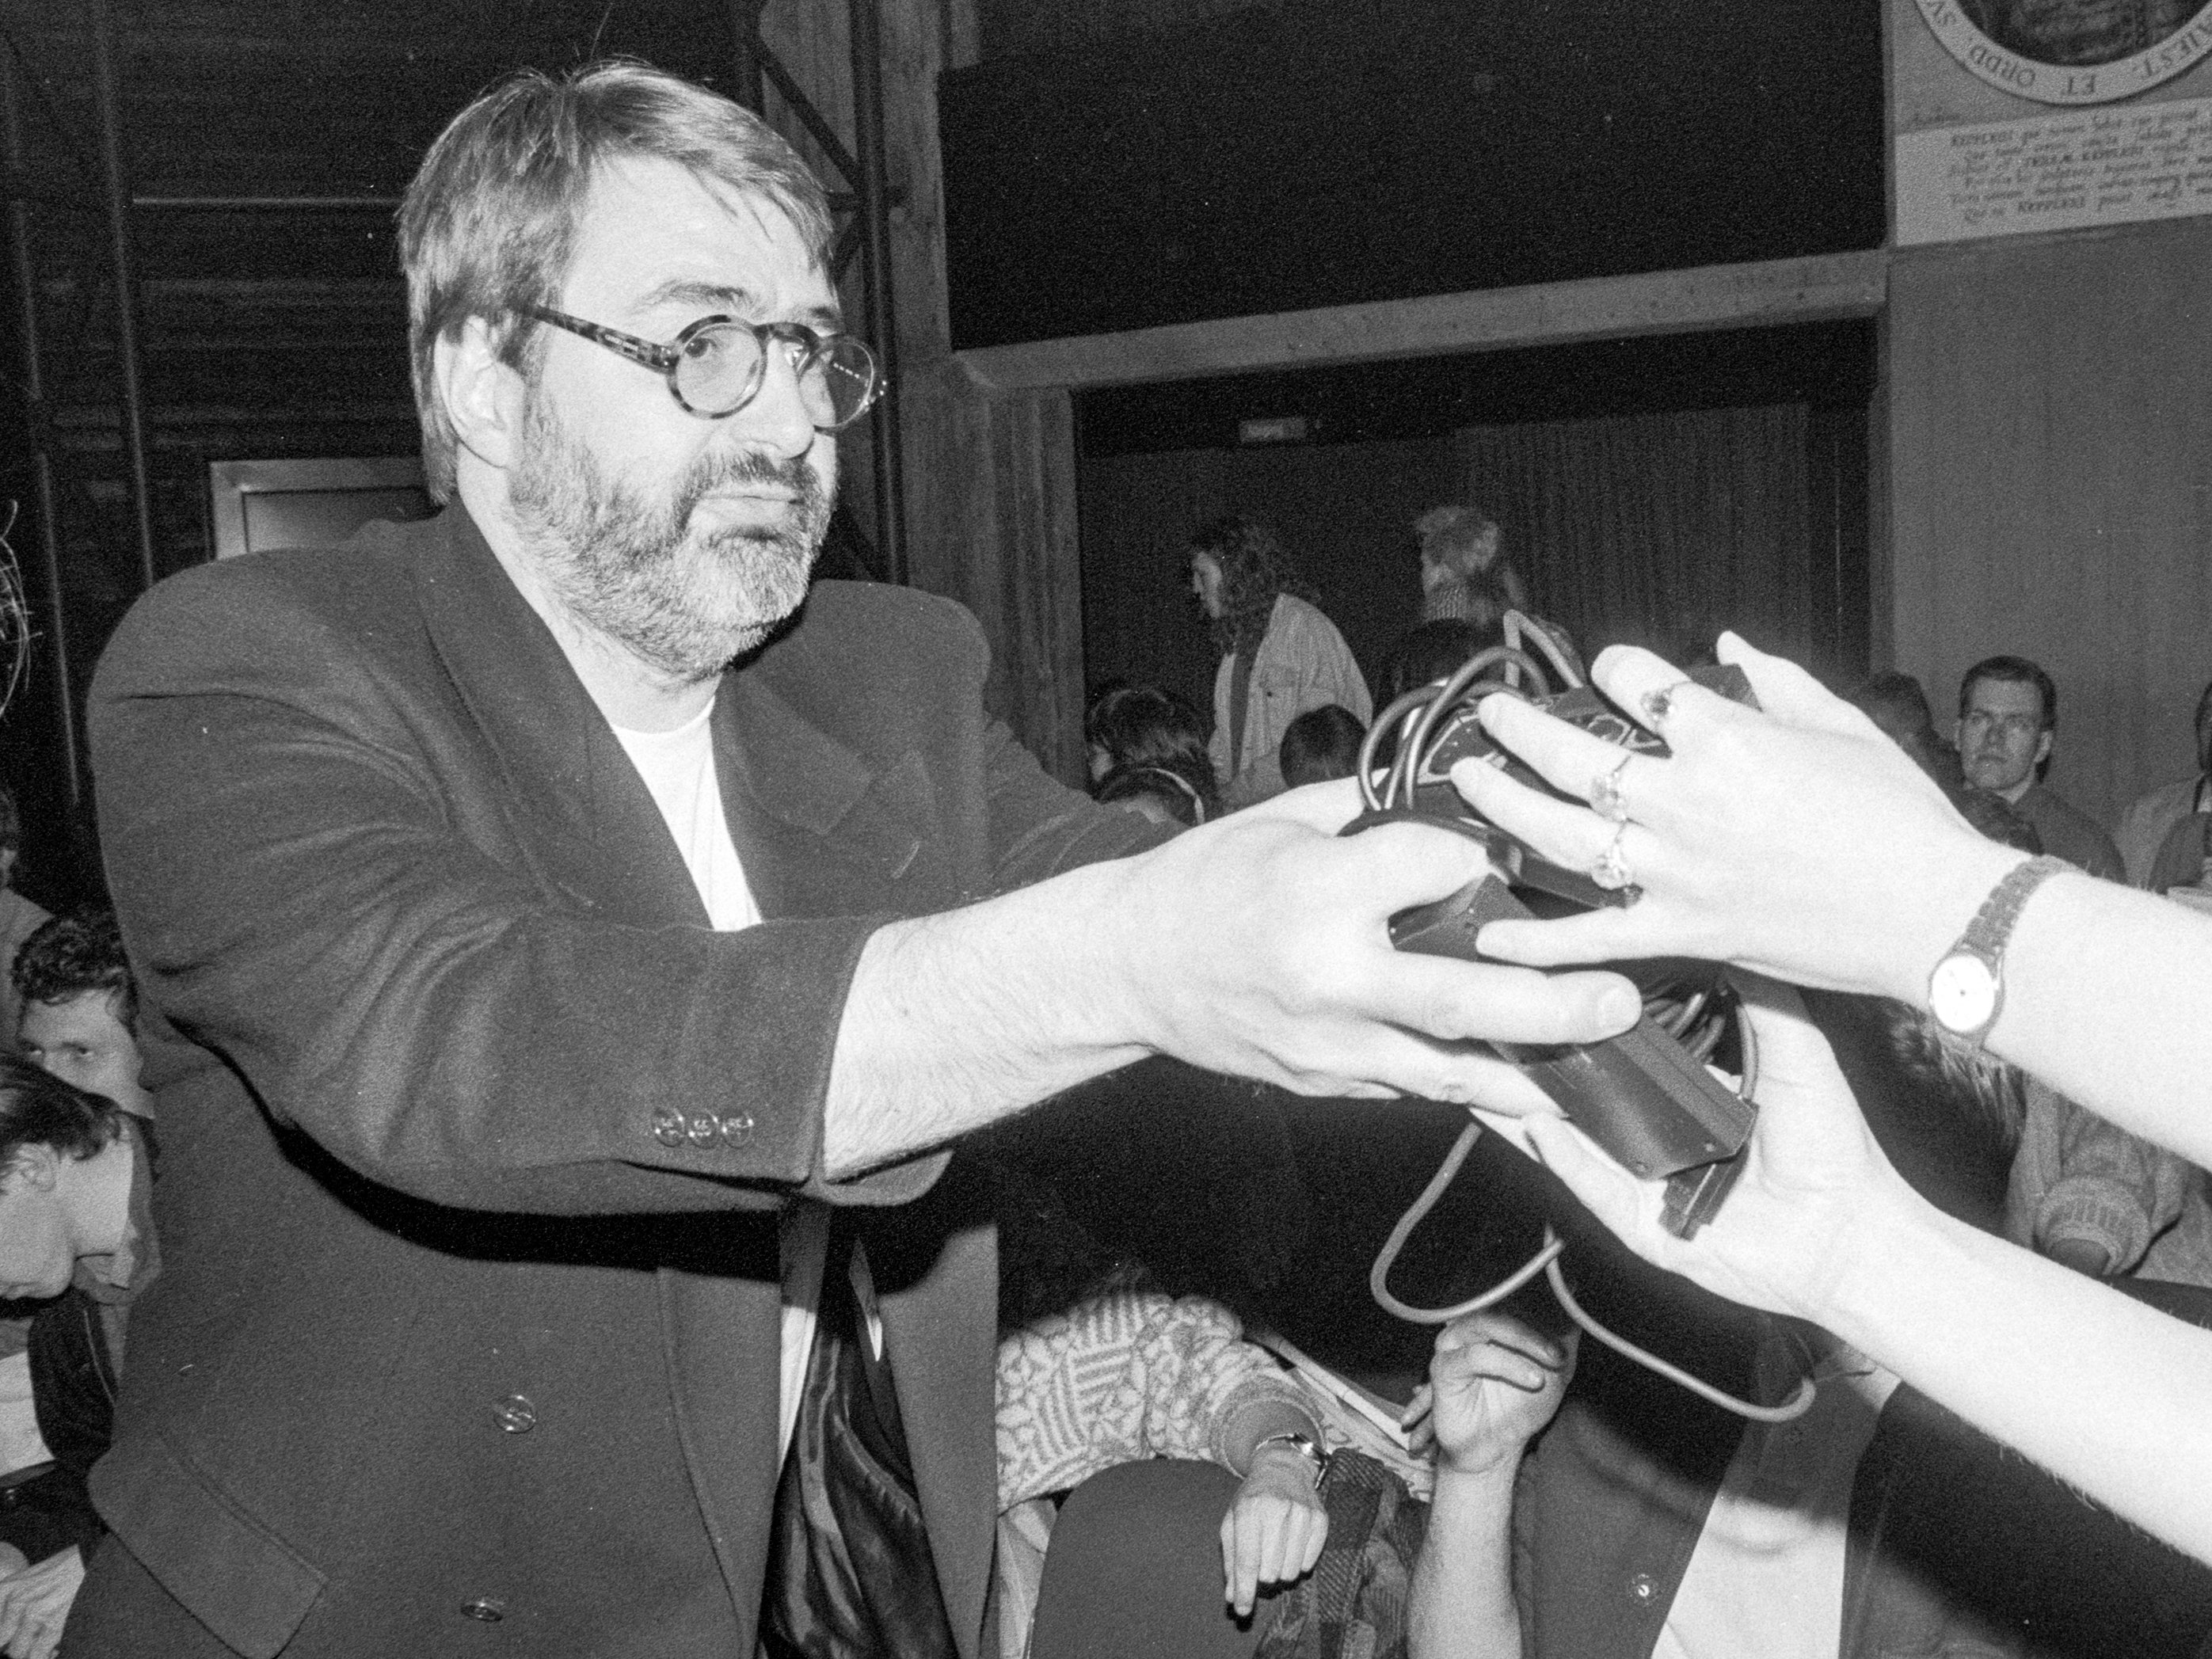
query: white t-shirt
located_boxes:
[1654,1338,1899,1659]
[611,701,761,934]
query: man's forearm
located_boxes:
[1409,1466,1521,1659]
[818,786,1643,1178]
[821,858,1148,1176]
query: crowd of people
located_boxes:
[0,51,2206,1659]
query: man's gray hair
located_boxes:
[397,60,833,502]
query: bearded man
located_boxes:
[70,62,1629,1659]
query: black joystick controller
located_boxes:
[1347,663,1760,1238]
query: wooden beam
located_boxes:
[957,249,1891,392]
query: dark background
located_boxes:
[942,0,1886,348]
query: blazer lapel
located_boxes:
[714,663,935,923]
[411,508,704,929]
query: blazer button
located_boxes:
[685,1113,721,1148]
[493,1395,536,1434]
[460,1597,506,1623]
[720,1112,755,1147]
[649,1106,686,1148]
[1628,1571,1660,1604]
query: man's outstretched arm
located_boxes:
[821,780,1640,1177]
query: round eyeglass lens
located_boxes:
[805,339,879,430]
[672,325,878,429]
[673,325,760,414]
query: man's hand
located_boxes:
[1219,1443,1329,1619]
[1426,1312,1573,1479]
[1102,778,1641,1109]
[1448,633,2016,1007]
[0,1547,83,1659]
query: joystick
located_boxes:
[1347,656,1761,1238]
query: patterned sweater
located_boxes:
[2007,1077,2212,1286]
[996,1285,1321,1510]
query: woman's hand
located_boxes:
[1449,632,2015,1004]
[1521,974,1920,1322]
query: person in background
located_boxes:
[1412,507,1529,634]
[1848,671,1965,801]
[1278,706,1366,791]
[1095,766,1210,828]
[1084,684,1219,825]
[996,1276,1331,1653]
[1187,518,1371,809]
[11,914,150,1121]
[2115,676,2212,892]
[0,793,50,1057]
[0,1057,152,1659]
[1955,656,2123,881]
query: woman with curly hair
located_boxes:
[1186,517,1370,809]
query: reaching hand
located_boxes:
[1426,1311,1574,1479]
[1110,778,1642,1114]
[0,1547,83,1659]
[1219,1443,1330,1619]
[1447,633,2015,1004]
[1521,974,1917,1321]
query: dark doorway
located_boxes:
[1075,318,1875,732]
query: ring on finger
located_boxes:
[1588,752,1633,823]
[1639,679,1695,729]
[1589,823,1635,891]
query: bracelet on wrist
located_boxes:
[1251,1430,1330,1490]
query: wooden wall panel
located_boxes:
[861,0,1091,782]
[904,362,1088,780]
[1887,219,2212,828]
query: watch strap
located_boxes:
[1958,854,2069,961]
[1933,854,2069,1045]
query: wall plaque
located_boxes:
[1917,0,2212,103]
[1896,93,2212,240]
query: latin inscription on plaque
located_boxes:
[1897,93,2212,241]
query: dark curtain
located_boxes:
[1452,403,1815,670]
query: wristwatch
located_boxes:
[1252,1431,1331,1490]
[1927,854,2068,1046]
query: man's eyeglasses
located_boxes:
[520,304,881,432]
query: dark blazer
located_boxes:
[82,507,1154,1658]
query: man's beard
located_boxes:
[509,388,832,683]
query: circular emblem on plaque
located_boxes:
[1917,0,2212,103]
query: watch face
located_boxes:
[1930,952,2000,1034]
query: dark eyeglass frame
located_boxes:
[519,303,882,432]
